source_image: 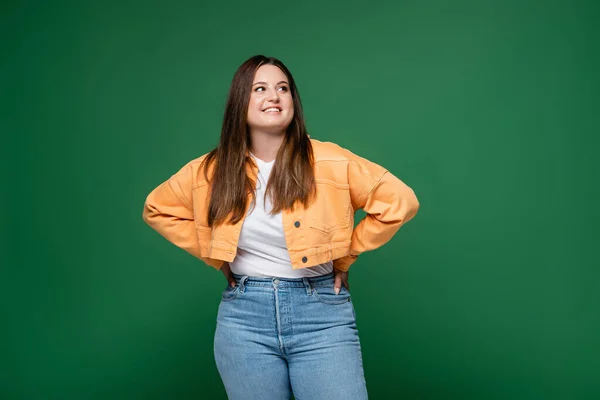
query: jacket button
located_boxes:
[294,221,300,228]
[302,256,308,263]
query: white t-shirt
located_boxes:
[229,154,333,278]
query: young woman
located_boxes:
[143,55,419,399]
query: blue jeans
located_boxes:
[214,272,368,399]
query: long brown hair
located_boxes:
[202,55,315,227]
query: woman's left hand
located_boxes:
[333,269,349,295]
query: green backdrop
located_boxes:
[3,0,599,398]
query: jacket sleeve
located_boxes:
[142,163,223,270]
[332,150,420,272]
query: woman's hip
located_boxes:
[216,272,358,343]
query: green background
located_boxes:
[3,0,599,398]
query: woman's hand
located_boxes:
[333,269,349,295]
[221,262,236,288]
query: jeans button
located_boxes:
[273,278,280,285]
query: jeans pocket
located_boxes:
[221,284,240,302]
[313,284,351,305]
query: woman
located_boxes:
[143,55,419,399]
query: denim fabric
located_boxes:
[214,272,368,399]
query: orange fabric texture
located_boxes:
[143,139,419,272]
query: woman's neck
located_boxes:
[249,131,285,162]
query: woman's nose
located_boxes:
[267,88,280,101]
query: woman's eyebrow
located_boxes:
[252,81,289,86]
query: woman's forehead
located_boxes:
[253,64,288,82]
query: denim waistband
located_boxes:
[231,272,334,290]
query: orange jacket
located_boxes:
[142,139,419,272]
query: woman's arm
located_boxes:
[332,150,420,272]
[142,163,207,261]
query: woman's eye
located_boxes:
[278,86,289,92]
[255,86,265,92]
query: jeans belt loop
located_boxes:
[239,276,249,293]
[302,277,313,295]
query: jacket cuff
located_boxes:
[332,255,359,272]
[206,259,224,270]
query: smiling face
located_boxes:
[246,64,294,135]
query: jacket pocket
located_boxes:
[309,179,352,234]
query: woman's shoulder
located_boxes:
[310,137,388,177]
[170,153,214,186]
[184,153,211,168]
[310,138,353,162]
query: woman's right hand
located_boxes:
[221,262,236,288]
